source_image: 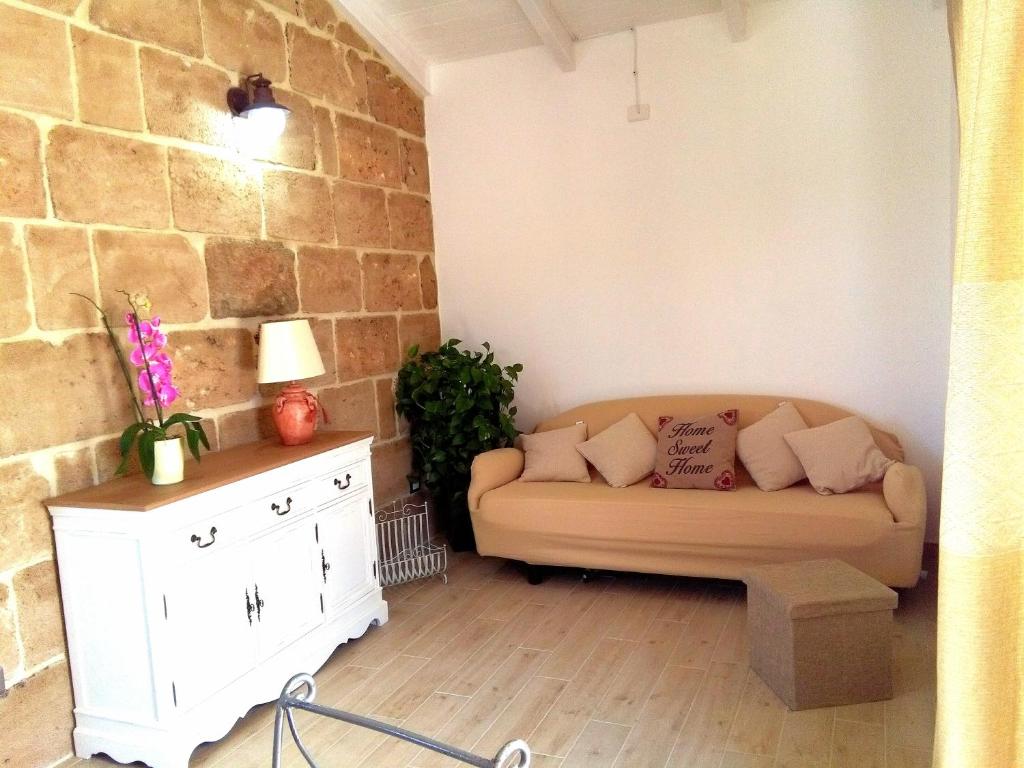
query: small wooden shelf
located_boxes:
[46,431,373,512]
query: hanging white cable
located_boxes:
[627,26,650,121]
[632,26,641,107]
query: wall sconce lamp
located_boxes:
[227,73,290,140]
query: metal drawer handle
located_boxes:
[255,584,264,621]
[334,473,352,491]
[190,526,217,548]
[271,497,293,516]
[245,588,254,625]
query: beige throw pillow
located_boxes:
[520,423,591,483]
[737,402,809,491]
[783,416,894,495]
[652,410,739,490]
[576,413,657,487]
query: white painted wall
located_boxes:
[425,0,955,540]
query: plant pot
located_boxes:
[152,436,185,486]
[437,490,476,552]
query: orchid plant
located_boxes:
[77,291,210,480]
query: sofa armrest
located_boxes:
[469,448,524,513]
[883,462,927,528]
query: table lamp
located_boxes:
[257,319,326,446]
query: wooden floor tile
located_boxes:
[561,720,631,768]
[724,670,787,757]
[358,691,468,767]
[719,752,774,768]
[834,698,885,725]
[537,588,632,679]
[529,638,637,756]
[830,718,884,768]
[311,714,398,767]
[373,617,502,720]
[773,706,835,768]
[603,578,675,641]
[886,744,934,768]
[521,579,608,652]
[473,675,567,756]
[400,584,513,660]
[885,622,937,752]
[439,602,549,697]
[712,600,749,665]
[670,590,734,669]
[529,754,564,768]
[667,661,747,768]
[658,579,705,622]
[594,619,683,725]
[612,664,704,767]
[477,578,548,620]
[414,647,549,768]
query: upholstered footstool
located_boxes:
[743,558,898,710]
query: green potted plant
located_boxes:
[396,339,522,551]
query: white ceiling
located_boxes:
[335,0,748,93]
[377,0,539,63]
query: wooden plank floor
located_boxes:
[62,551,937,768]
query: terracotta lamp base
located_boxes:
[272,382,320,446]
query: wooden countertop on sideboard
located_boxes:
[46,431,374,512]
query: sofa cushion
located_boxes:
[576,412,657,487]
[534,395,905,464]
[520,422,590,483]
[652,410,738,490]
[737,401,809,491]
[784,416,895,495]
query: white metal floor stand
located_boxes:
[272,674,531,767]
[376,500,448,586]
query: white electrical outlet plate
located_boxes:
[627,104,651,122]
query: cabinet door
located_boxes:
[168,545,257,710]
[250,520,323,659]
[319,497,375,614]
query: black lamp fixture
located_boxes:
[227,73,290,139]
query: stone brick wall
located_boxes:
[0,1,437,764]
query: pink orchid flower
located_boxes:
[127,313,179,409]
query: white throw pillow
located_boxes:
[737,402,809,491]
[520,423,591,483]
[784,416,895,495]
[576,413,657,487]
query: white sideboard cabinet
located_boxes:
[46,431,387,768]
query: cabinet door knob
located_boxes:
[334,474,352,491]
[255,585,264,621]
[321,549,331,583]
[270,497,293,516]
[190,526,217,548]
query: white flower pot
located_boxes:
[152,436,185,485]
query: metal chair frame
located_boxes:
[272,674,531,768]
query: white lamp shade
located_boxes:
[257,319,326,384]
[243,105,288,139]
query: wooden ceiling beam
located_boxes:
[514,0,576,72]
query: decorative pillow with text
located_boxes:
[651,410,739,491]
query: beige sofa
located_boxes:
[468,395,927,588]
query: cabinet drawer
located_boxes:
[311,460,370,508]
[172,483,316,561]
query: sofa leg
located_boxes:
[525,565,545,585]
